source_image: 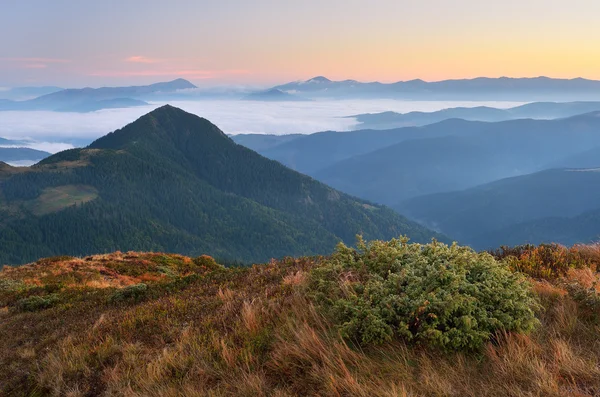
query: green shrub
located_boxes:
[16,294,60,312]
[192,255,224,272]
[0,278,26,293]
[565,282,600,322]
[310,237,539,351]
[109,283,148,303]
[490,244,594,279]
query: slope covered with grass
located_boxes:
[2,239,600,396]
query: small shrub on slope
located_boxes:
[16,294,60,312]
[490,243,597,279]
[109,283,148,303]
[310,237,539,351]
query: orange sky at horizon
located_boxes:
[2,0,600,86]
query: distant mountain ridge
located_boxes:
[0,86,63,101]
[399,168,600,249]
[230,134,304,152]
[243,88,310,101]
[235,112,600,207]
[0,105,443,265]
[0,147,50,164]
[0,79,195,112]
[314,112,600,205]
[350,101,600,129]
[274,76,600,100]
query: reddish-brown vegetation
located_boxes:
[1,243,600,396]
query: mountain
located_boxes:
[0,79,195,112]
[310,113,600,205]
[351,101,600,129]
[0,105,442,265]
[0,137,20,145]
[398,168,600,248]
[473,207,600,248]
[546,146,600,169]
[0,147,51,164]
[0,86,62,101]
[56,97,148,112]
[274,76,600,100]
[242,88,310,101]
[252,120,487,175]
[351,108,509,129]
[230,133,303,152]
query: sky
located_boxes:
[2,0,600,87]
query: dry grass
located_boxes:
[1,249,600,396]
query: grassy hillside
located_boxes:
[0,106,441,265]
[2,240,600,396]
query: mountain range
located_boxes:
[273,76,600,100]
[232,111,600,248]
[243,88,310,101]
[0,147,50,165]
[399,168,600,249]
[351,101,600,129]
[240,113,600,204]
[0,105,442,265]
[0,86,63,101]
[230,133,304,152]
[0,79,195,112]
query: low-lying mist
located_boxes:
[0,99,524,153]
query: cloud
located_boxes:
[0,142,74,153]
[1,57,71,63]
[88,69,250,79]
[0,57,70,72]
[5,160,37,167]
[24,63,48,69]
[125,56,160,64]
[0,99,525,154]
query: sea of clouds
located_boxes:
[0,99,524,153]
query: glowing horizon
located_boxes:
[2,0,600,87]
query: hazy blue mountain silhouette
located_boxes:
[398,168,600,248]
[351,101,600,129]
[274,76,600,100]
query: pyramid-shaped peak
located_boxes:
[140,104,210,124]
[151,78,197,89]
[89,105,227,151]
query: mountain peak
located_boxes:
[149,103,181,113]
[306,76,331,83]
[89,105,227,152]
[149,78,197,90]
[167,78,197,88]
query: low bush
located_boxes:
[490,243,596,279]
[310,237,539,351]
[192,255,224,272]
[565,282,600,322]
[16,294,60,312]
[109,283,148,303]
[0,278,25,292]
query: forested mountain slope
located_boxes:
[0,105,442,265]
